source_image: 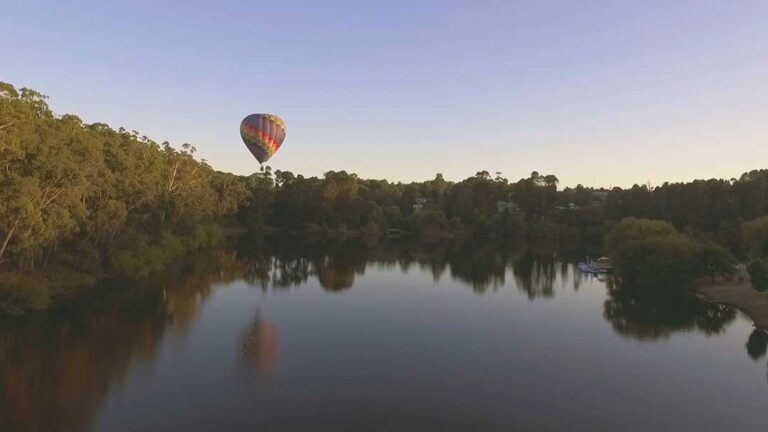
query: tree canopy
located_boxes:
[0,82,248,285]
[607,218,736,291]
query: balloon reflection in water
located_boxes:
[239,312,278,374]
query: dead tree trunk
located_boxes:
[0,216,21,267]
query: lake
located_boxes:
[1,237,767,431]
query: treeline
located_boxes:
[239,168,588,240]
[603,173,768,257]
[243,167,768,255]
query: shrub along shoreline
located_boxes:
[605,217,737,291]
[607,217,768,293]
[606,216,768,330]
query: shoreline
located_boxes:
[691,279,768,330]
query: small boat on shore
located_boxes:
[578,257,613,274]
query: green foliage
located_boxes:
[529,218,560,239]
[360,221,381,238]
[742,216,768,259]
[0,82,248,271]
[605,217,678,257]
[0,82,250,313]
[499,214,528,238]
[226,157,768,255]
[604,172,768,258]
[108,231,185,278]
[613,234,700,290]
[695,241,737,281]
[608,218,737,291]
[747,258,768,292]
[409,208,448,240]
[0,273,50,315]
[235,167,583,241]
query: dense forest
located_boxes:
[0,82,249,311]
[2,81,768,313]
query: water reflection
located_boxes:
[603,285,736,341]
[240,311,278,374]
[0,288,166,432]
[164,250,251,333]
[746,329,768,361]
[0,250,245,432]
[239,237,577,298]
[0,237,761,431]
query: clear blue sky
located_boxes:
[2,0,767,187]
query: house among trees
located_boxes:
[591,191,609,203]
[555,202,579,211]
[496,200,522,214]
[413,198,427,210]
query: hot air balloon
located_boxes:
[240,113,286,165]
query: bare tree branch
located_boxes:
[0,120,17,131]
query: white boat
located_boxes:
[578,257,612,274]
[594,257,612,273]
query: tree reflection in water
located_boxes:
[603,285,736,341]
[603,277,768,384]
[0,249,248,432]
[511,246,559,299]
[746,329,768,361]
[744,328,768,386]
[0,286,167,432]
[0,236,758,431]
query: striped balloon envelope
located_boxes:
[240,113,286,165]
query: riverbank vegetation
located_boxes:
[748,258,768,292]
[606,218,736,291]
[0,82,249,313]
[2,81,768,314]
[742,217,768,292]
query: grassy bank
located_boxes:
[692,279,768,330]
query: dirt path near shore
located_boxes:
[692,281,768,330]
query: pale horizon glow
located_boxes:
[2,0,767,188]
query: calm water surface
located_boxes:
[2,239,767,431]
